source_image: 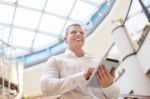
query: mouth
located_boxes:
[74,38,83,42]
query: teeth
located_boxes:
[75,39,81,41]
[76,39,81,40]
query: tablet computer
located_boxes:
[86,58,120,88]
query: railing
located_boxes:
[120,94,150,99]
[0,77,19,93]
[0,39,23,99]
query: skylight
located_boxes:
[0,0,116,67]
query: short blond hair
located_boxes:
[65,23,82,37]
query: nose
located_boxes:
[76,32,80,35]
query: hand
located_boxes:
[96,64,115,88]
[84,68,94,80]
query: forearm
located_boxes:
[101,83,120,99]
[41,72,87,96]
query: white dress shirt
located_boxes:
[41,49,120,99]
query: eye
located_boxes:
[70,30,84,35]
[80,32,84,35]
[70,31,77,34]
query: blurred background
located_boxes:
[0,0,150,98]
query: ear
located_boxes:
[64,37,67,43]
[64,37,66,41]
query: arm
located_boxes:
[96,65,120,99]
[40,57,87,96]
[100,82,120,99]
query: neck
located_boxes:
[69,47,84,57]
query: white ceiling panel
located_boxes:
[45,0,75,17]
[0,26,10,43]
[70,0,98,23]
[18,0,46,10]
[11,28,35,48]
[0,4,15,24]
[33,33,59,51]
[39,14,65,35]
[14,7,41,29]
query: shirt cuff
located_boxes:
[101,82,116,94]
[72,71,87,84]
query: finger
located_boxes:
[98,65,106,81]
[102,64,109,72]
[110,67,116,78]
[87,68,93,76]
[89,68,94,73]
[100,65,109,79]
[96,72,102,85]
[102,64,111,77]
[97,66,104,82]
[84,68,93,80]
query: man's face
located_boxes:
[65,25,85,49]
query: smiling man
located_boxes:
[40,24,120,99]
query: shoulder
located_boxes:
[47,53,66,62]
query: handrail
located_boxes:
[120,94,150,99]
[0,77,19,93]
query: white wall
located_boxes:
[137,30,150,73]
[24,62,44,96]
[116,56,150,95]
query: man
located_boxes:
[41,24,120,99]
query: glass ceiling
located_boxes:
[0,0,116,67]
[1,0,149,67]
[0,0,107,56]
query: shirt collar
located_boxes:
[64,48,92,58]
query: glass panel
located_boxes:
[39,14,65,35]
[0,0,113,58]
[4,47,16,58]
[0,26,10,43]
[142,0,150,12]
[125,0,150,51]
[11,28,35,48]
[0,4,15,24]
[125,13,149,40]
[14,7,41,29]
[128,0,142,17]
[18,0,46,10]
[70,0,98,23]
[142,0,150,6]
[0,0,17,3]
[45,0,75,17]
[33,33,59,51]
[82,0,106,5]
